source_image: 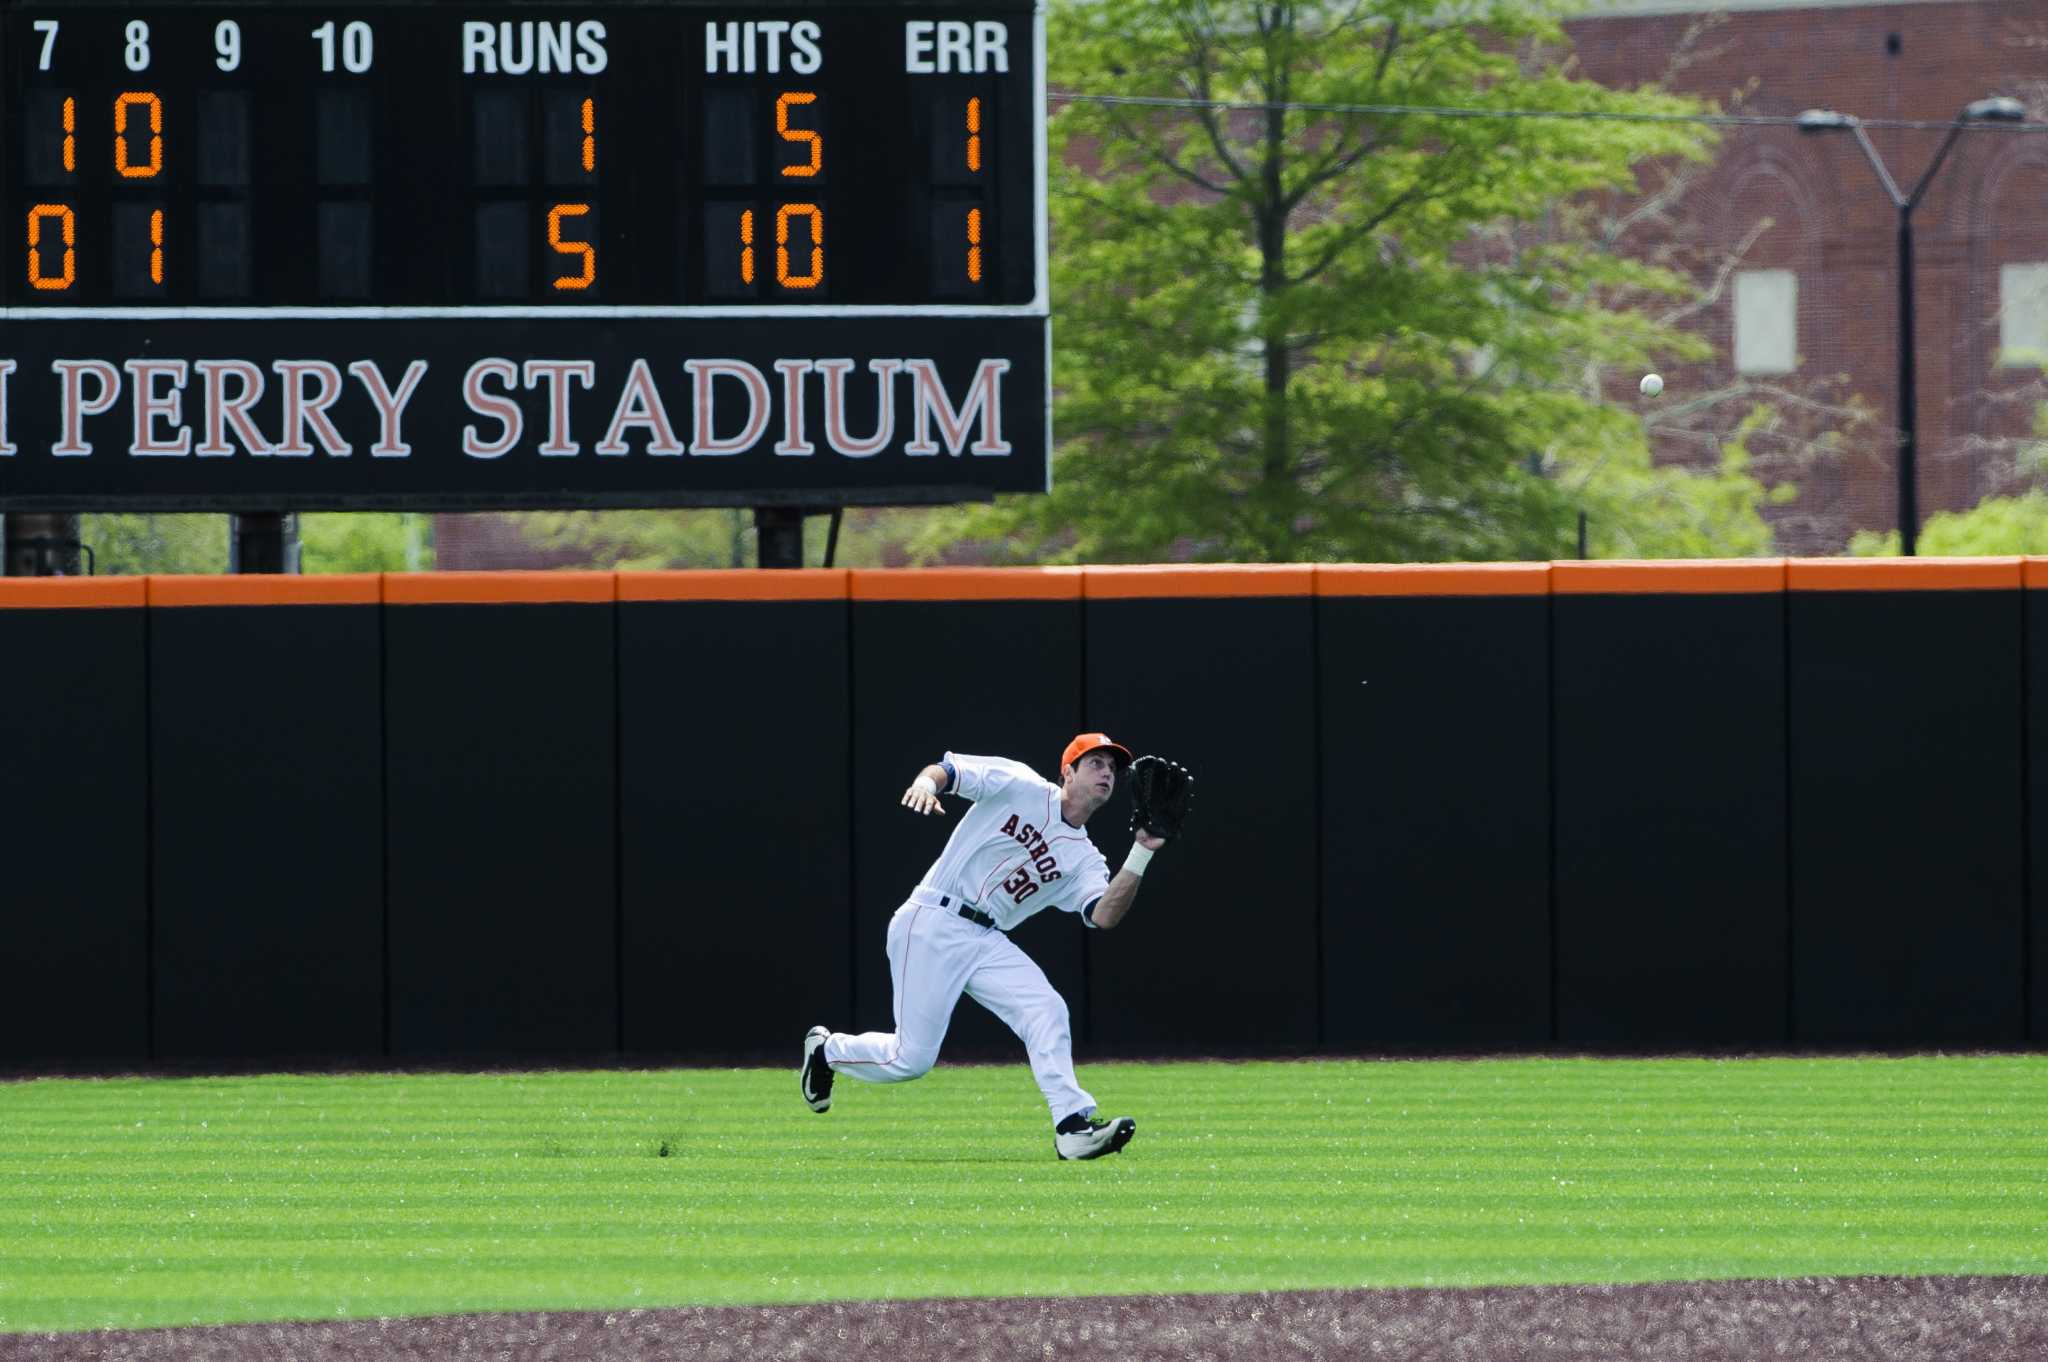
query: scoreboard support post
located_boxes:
[230,512,298,575]
[755,507,806,571]
[2,512,84,576]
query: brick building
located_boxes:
[441,0,2048,566]
[1569,0,2048,552]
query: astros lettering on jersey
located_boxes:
[924,753,1112,930]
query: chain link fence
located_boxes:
[76,515,232,575]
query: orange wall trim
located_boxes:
[383,571,615,605]
[852,568,1085,601]
[620,569,849,602]
[1553,560,1787,596]
[1789,558,2023,592]
[10,560,2048,608]
[149,575,383,607]
[1317,563,1551,597]
[1085,564,1315,599]
[0,577,146,609]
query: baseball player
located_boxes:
[800,733,1168,1160]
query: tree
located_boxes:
[1501,10,1869,555]
[511,506,940,569]
[1849,391,2048,555]
[929,0,1790,563]
[1570,404,1799,558]
[514,509,757,569]
[1848,491,2048,557]
[78,515,228,574]
[299,513,434,572]
[69,512,433,574]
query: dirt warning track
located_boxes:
[7,1276,2046,1362]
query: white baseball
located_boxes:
[1639,373,1664,397]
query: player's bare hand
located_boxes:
[1134,829,1166,851]
[901,781,946,816]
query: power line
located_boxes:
[1049,89,2048,134]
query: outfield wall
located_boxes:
[0,559,2037,1068]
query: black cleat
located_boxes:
[1054,1112,1136,1160]
[800,1025,834,1113]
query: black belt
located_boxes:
[936,893,999,930]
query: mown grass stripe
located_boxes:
[2,1056,2045,1333]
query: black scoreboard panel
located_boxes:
[0,0,1048,510]
[1,2,1036,306]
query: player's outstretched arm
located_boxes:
[1088,830,1165,930]
[900,763,950,816]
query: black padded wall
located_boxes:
[384,598,619,1059]
[1789,588,2025,1046]
[2032,584,2048,1045]
[1085,592,1319,1049]
[149,601,384,1062]
[1552,588,1789,1049]
[1318,591,1552,1049]
[846,589,1086,1061]
[0,597,150,1066]
[13,563,2048,1071]
[617,591,852,1057]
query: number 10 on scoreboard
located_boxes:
[700,88,991,299]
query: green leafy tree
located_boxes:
[72,513,432,574]
[929,0,1787,563]
[1848,385,2048,556]
[1570,404,1799,558]
[299,513,435,573]
[513,507,935,569]
[1848,492,2048,556]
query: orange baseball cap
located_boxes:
[1061,732,1134,773]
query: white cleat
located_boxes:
[1054,1114,1135,1160]
[799,1025,834,1114]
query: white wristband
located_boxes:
[1122,843,1155,876]
[913,774,939,798]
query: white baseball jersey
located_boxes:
[919,752,1113,932]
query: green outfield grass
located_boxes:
[3,1054,2046,1333]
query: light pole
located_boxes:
[1797,97,2025,555]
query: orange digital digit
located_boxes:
[27,204,76,291]
[967,97,981,173]
[740,209,755,285]
[114,92,163,179]
[776,92,820,178]
[150,209,165,285]
[548,204,596,290]
[967,208,982,284]
[581,98,596,174]
[776,203,822,289]
[62,96,76,173]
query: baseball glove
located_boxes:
[1128,755,1194,839]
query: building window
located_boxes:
[1734,269,1797,375]
[1999,263,2048,368]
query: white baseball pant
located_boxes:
[822,900,1096,1123]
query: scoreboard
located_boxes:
[0,0,1048,511]
[2,4,1040,308]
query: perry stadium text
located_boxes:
[0,322,1049,511]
